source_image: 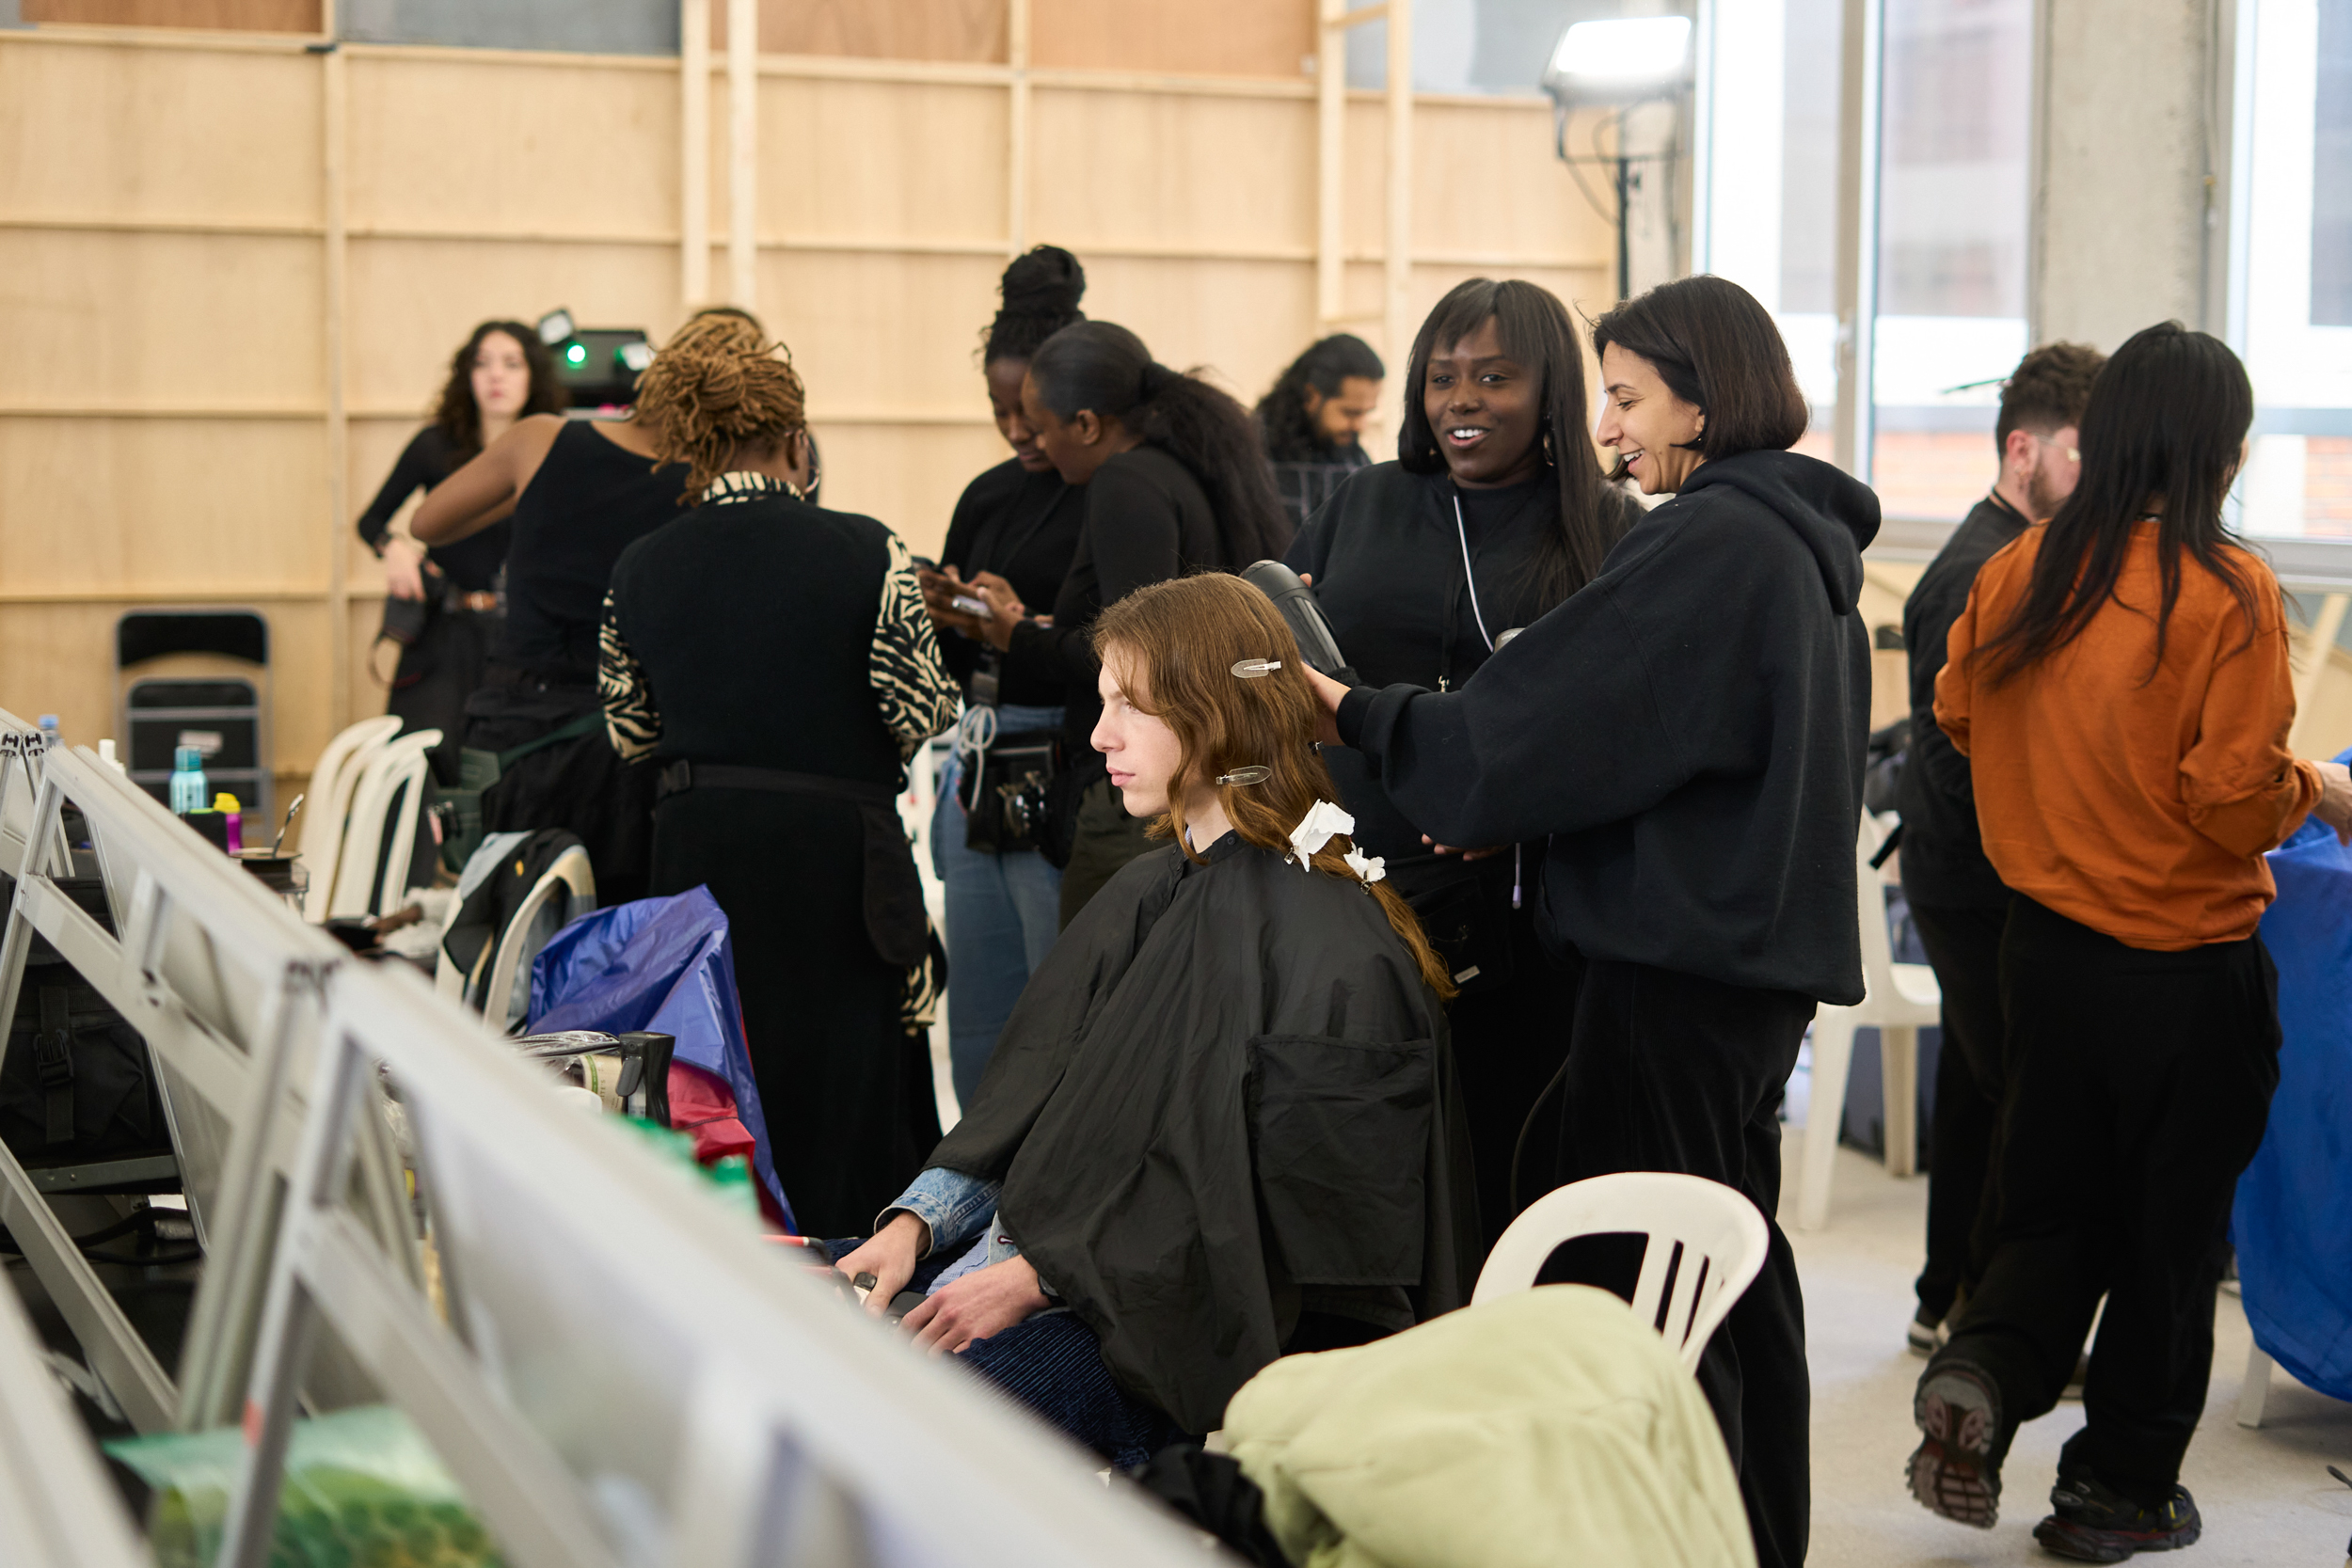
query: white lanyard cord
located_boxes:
[1451,492,1496,653]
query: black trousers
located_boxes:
[1441,902,1582,1242]
[1536,958,1814,1568]
[1909,900,2010,1320]
[1938,896,2280,1507]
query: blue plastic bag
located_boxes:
[528,887,794,1228]
[2236,751,2352,1401]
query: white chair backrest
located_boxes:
[1854,811,1899,992]
[327,729,438,918]
[479,846,596,1031]
[299,715,401,920]
[1472,1172,1771,1374]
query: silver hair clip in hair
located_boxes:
[1232,658,1283,678]
[1216,766,1272,786]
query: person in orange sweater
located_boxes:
[1905,322,2352,1561]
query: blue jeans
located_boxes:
[931,707,1064,1109]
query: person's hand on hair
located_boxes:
[831,1212,926,1318]
[381,536,429,602]
[899,1254,1049,1354]
[2312,760,2352,845]
[1303,665,1349,747]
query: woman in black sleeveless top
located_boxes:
[356,320,564,763]
[414,340,689,905]
[598,316,960,1237]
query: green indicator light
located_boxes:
[565,343,587,365]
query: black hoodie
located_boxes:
[1336,448,1881,1005]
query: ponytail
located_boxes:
[1030,321,1292,565]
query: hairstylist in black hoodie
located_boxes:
[1284,277,1639,1241]
[1304,276,1879,1568]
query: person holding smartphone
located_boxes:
[915,248,1088,1106]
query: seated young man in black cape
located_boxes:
[832,572,1478,1465]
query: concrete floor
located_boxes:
[1788,1130,2352,1568]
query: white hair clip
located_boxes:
[1232,658,1283,678]
[1216,766,1272,786]
[1287,800,1357,870]
[1343,846,1387,886]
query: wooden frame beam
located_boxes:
[680,0,710,307]
[726,0,756,309]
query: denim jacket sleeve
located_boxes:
[879,1166,1002,1259]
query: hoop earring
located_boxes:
[1542,427,1556,466]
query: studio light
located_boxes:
[1543,16,1692,102]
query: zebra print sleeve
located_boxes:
[872,532,962,761]
[597,592,662,761]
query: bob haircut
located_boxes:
[1091,574,1454,998]
[1589,276,1811,471]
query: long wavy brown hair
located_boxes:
[1092,574,1455,999]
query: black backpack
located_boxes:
[0,872,171,1169]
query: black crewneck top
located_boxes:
[936,458,1082,707]
[354,425,513,593]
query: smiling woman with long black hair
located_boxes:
[1303,275,1881,1568]
[1283,277,1638,1244]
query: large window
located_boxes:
[1699,0,2031,521]
[2235,0,2352,540]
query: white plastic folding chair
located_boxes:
[476,845,597,1031]
[326,728,439,918]
[1473,1172,1772,1374]
[1793,811,1942,1231]
[297,715,401,920]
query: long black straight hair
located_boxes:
[1399,278,1628,616]
[1027,320,1292,565]
[1976,322,2263,687]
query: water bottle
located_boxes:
[36,715,58,752]
[167,745,209,816]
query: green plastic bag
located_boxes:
[106,1404,506,1568]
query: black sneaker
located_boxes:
[2034,1473,2201,1561]
[1907,1360,2005,1528]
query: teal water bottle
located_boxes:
[167,745,208,815]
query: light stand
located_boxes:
[1541,15,1696,304]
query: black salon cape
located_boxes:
[929,831,1478,1435]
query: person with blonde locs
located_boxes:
[597,313,961,1239]
[831,573,1477,1469]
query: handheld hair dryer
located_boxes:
[1241,560,1356,682]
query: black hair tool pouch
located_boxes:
[0,875,168,1165]
[961,729,1058,856]
[1392,854,1518,999]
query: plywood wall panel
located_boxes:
[345,237,680,410]
[24,0,321,31]
[726,0,1006,63]
[761,248,1009,416]
[1072,254,1317,415]
[1416,100,1612,264]
[0,40,322,224]
[0,418,328,592]
[1027,88,1313,255]
[0,230,324,407]
[346,55,679,240]
[1030,0,1312,78]
[795,424,1010,562]
[757,78,1007,247]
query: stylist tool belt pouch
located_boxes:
[961,729,1058,856]
[658,761,929,968]
[1393,854,1517,999]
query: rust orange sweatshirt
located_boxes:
[1935,522,2321,950]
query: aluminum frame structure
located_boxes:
[0,1257,150,1568]
[222,958,1211,1568]
[0,739,411,1435]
